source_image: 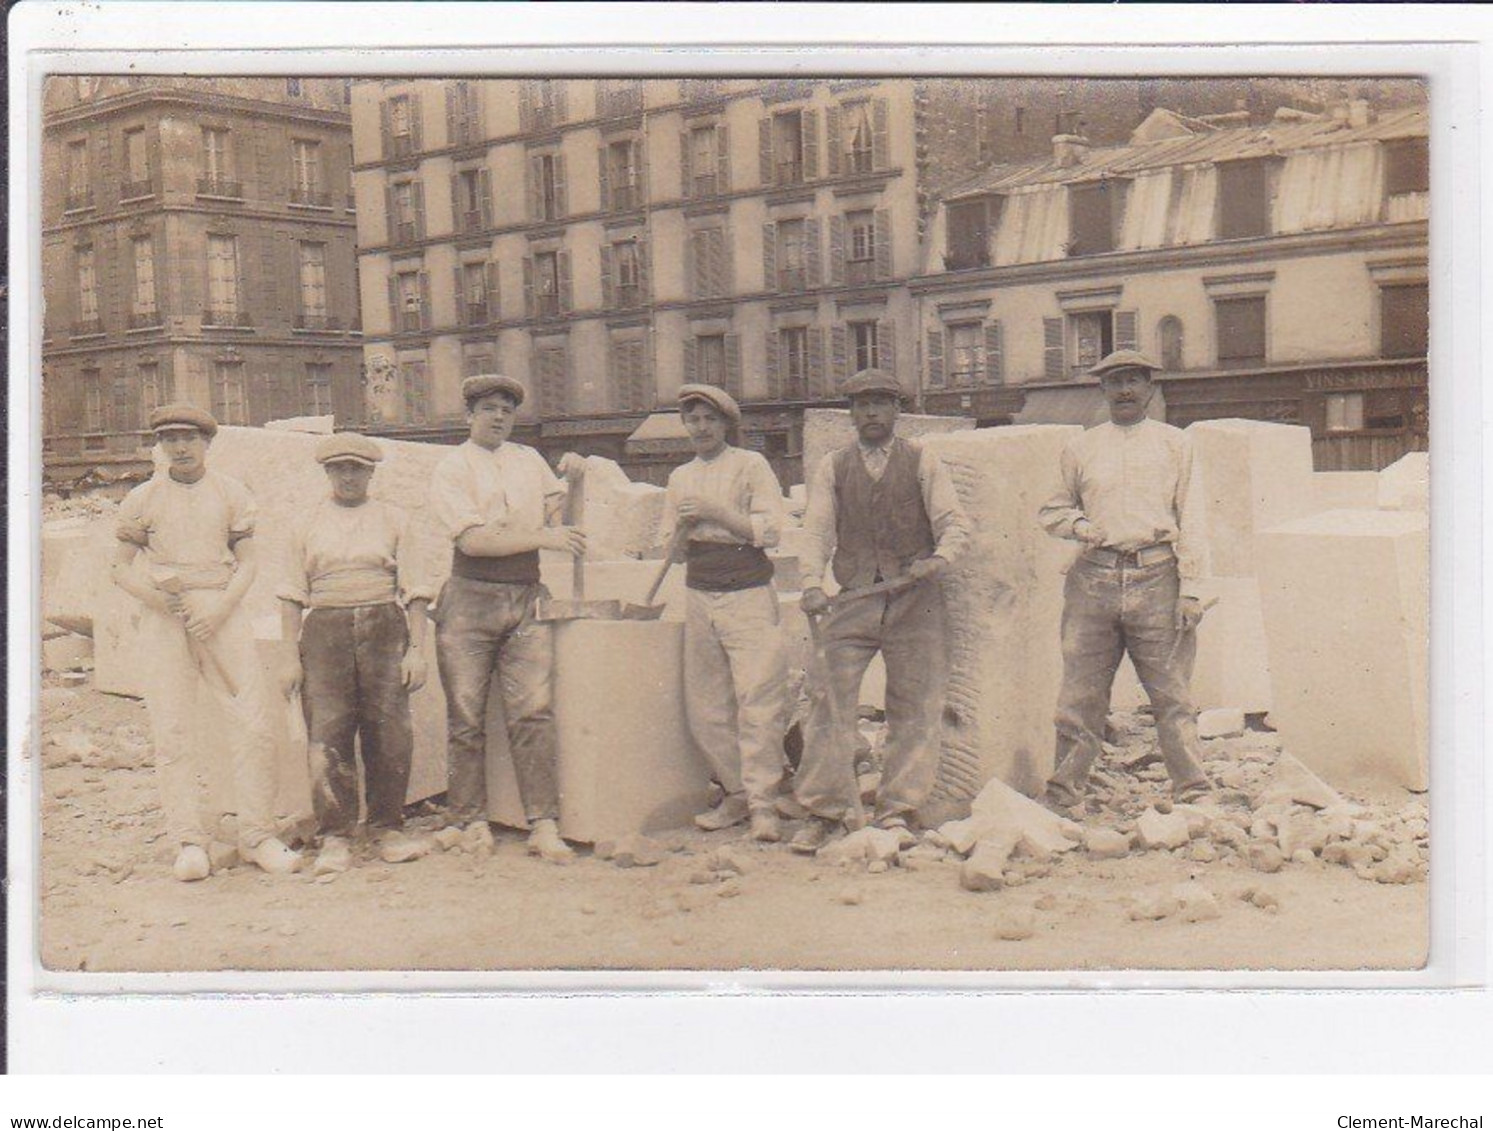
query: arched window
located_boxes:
[1157,316,1184,371]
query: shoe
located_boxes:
[172,844,211,883]
[312,836,353,876]
[1042,786,1082,814]
[527,818,575,864]
[789,815,839,855]
[749,809,783,843]
[694,793,750,832]
[244,836,301,875]
[377,829,430,865]
[774,793,809,821]
[1174,780,1214,805]
[873,813,910,832]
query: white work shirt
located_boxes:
[428,440,566,544]
[1038,417,1210,599]
[277,498,434,609]
[115,470,256,590]
[658,446,784,551]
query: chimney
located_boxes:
[1347,98,1373,129]
[1052,134,1090,168]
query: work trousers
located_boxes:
[684,585,789,812]
[138,594,277,849]
[1046,556,1209,804]
[795,579,948,825]
[434,575,559,824]
[299,602,413,837]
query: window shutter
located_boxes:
[526,156,541,221]
[598,145,611,211]
[519,82,533,133]
[830,215,847,285]
[716,123,731,192]
[725,333,742,400]
[411,180,426,239]
[233,127,249,185]
[826,105,842,176]
[984,320,1003,385]
[522,256,534,319]
[635,139,649,207]
[880,319,897,376]
[808,326,827,397]
[600,244,615,309]
[679,131,693,199]
[446,85,459,145]
[558,250,573,314]
[682,336,698,384]
[762,222,778,290]
[802,109,820,180]
[449,172,461,233]
[806,218,823,286]
[555,83,569,125]
[637,238,652,299]
[407,92,423,152]
[453,263,466,326]
[765,331,782,400]
[874,209,892,279]
[387,272,399,332]
[758,117,773,185]
[926,327,945,389]
[380,99,393,159]
[872,98,890,169]
[686,231,698,298]
[552,153,568,217]
[383,184,396,243]
[831,324,849,387]
[418,271,431,331]
[479,168,493,228]
[486,260,500,322]
[1115,309,1138,352]
[1044,316,1066,379]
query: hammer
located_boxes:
[158,575,240,697]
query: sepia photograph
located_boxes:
[32,70,1433,976]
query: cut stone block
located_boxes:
[41,634,93,672]
[800,408,975,486]
[1257,508,1429,791]
[575,455,666,560]
[264,414,335,434]
[1378,452,1429,513]
[1186,419,1316,578]
[1311,471,1380,514]
[1198,708,1245,740]
[539,556,691,621]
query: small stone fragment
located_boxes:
[993,907,1036,941]
[1257,753,1344,811]
[1172,882,1221,923]
[611,834,666,868]
[837,887,864,906]
[432,827,464,852]
[1136,807,1191,850]
[1290,849,1318,867]
[959,836,1017,892]
[1188,842,1217,864]
[1084,827,1131,860]
[1128,894,1179,921]
[207,841,240,871]
[867,860,890,875]
[711,846,749,876]
[1198,708,1246,740]
[715,879,742,899]
[1246,842,1285,873]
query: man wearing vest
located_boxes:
[427,374,585,863]
[792,369,971,854]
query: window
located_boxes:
[1384,138,1429,198]
[773,110,805,185]
[535,343,569,417]
[286,78,303,97]
[390,179,421,243]
[82,370,103,432]
[291,139,324,205]
[298,243,328,323]
[131,238,158,323]
[396,270,424,332]
[525,80,561,132]
[400,359,428,424]
[689,227,728,299]
[1069,311,1114,376]
[1326,393,1365,434]
[138,363,164,423]
[65,140,90,209]
[123,128,150,196]
[949,322,983,386]
[606,139,641,211]
[306,363,333,415]
[781,326,810,398]
[535,153,561,221]
[462,351,493,378]
[1217,159,1271,240]
[1380,283,1429,360]
[846,209,877,285]
[200,127,235,194]
[1157,315,1184,371]
[850,321,880,372]
[75,246,99,332]
[206,235,240,322]
[778,219,808,291]
[449,81,481,145]
[844,102,874,175]
[613,240,642,308]
[1215,295,1267,367]
[612,336,649,412]
[1068,182,1120,256]
[599,78,643,120]
[389,96,413,155]
[462,261,489,324]
[455,168,485,233]
[945,199,991,270]
[534,251,561,318]
[690,125,721,197]
[697,334,727,386]
[212,360,248,425]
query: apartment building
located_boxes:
[914,101,1429,470]
[41,76,360,474]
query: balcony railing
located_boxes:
[458,209,485,235]
[776,160,804,187]
[294,313,342,332]
[399,310,425,334]
[846,258,877,286]
[387,133,415,159]
[527,106,558,134]
[614,284,642,311]
[128,310,163,329]
[64,189,94,212]
[609,184,641,212]
[202,307,253,328]
[534,294,561,319]
[120,178,154,201]
[462,301,491,326]
[391,221,418,245]
[777,266,809,293]
[71,318,104,337]
[290,187,333,208]
[944,243,992,271]
[197,176,244,199]
[692,173,718,199]
[847,148,875,176]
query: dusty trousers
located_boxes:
[138,595,278,849]
[795,579,948,825]
[298,602,413,836]
[684,585,788,811]
[434,575,559,824]
[1047,555,1209,804]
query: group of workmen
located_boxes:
[112,347,1214,882]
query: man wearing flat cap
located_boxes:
[112,404,300,880]
[1038,349,1213,810]
[277,432,433,874]
[426,373,586,862]
[792,369,971,853]
[658,383,789,841]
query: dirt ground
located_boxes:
[32,676,1428,974]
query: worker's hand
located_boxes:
[543,526,587,557]
[801,587,830,617]
[1075,518,1108,547]
[401,645,428,693]
[557,452,587,482]
[277,655,303,698]
[183,592,231,641]
[676,495,724,526]
[907,556,947,583]
[1175,596,1206,633]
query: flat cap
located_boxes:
[676,383,742,424]
[461,373,527,407]
[843,368,907,401]
[1091,349,1162,378]
[315,432,384,466]
[149,402,218,437]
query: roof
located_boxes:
[947,105,1428,201]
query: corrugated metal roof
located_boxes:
[947,106,1428,200]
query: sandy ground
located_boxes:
[33,677,1428,974]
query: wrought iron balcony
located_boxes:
[202,307,253,328]
[196,176,244,199]
[128,310,163,329]
[294,313,342,332]
[120,178,154,201]
[776,160,804,187]
[71,318,104,337]
[462,301,491,327]
[290,187,333,208]
[457,209,485,235]
[533,294,561,319]
[609,184,642,212]
[391,221,419,246]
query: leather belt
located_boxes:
[1081,544,1177,568]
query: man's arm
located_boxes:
[1038,444,1104,544]
[917,448,971,568]
[110,540,171,614]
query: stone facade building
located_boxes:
[41,77,360,476]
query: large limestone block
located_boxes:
[1257,509,1429,791]
[1312,471,1380,514]
[1186,419,1316,578]
[539,556,690,620]
[800,409,974,486]
[576,455,666,559]
[1378,452,1429,513]
[264,415,335,434]
[919,426,1081,817]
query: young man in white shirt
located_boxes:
[1037,349,1213,809]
